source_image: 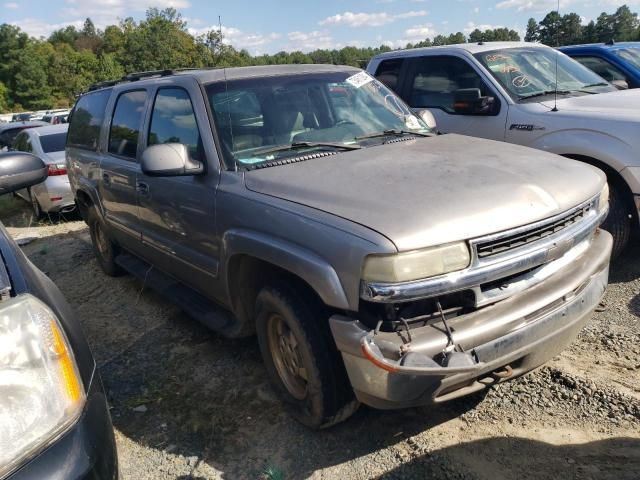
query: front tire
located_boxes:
[255,281,358,429]
[602,183,631,260]
[88,209,124,276]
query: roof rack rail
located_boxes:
[86,68,205,92]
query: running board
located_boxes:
[115,253,233,333]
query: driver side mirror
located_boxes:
[453,88,496,115]
[141,143,204,177]
[413,109,437,130]
[0,152,48,195]
[611,79,629,90]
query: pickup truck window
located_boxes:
[375,59,404,93]
[406,56,491,113]
[206,72,429,168]
[614,47,640,69]
[67,89,111,151]
[148,88,203,161]
[108,90,146,160]
[475,48,615,100]
[572,56,628,83]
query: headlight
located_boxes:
[598,182,609,215]
[0,294,85,478]
[362,242,471,283]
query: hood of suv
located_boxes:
[540,88,640,118]
[244,134,604,251]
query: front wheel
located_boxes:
[602,183,631,260]
[255,282,358,429]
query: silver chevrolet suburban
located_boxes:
[66,65,612,428]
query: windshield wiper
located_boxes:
[580,82,610,89]
[355,129,431,141]
[251,141,361,157]
[518,90,572,100]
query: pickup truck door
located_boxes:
[399,54,508,141]
[135,80,220,297]
[99,88,149,252]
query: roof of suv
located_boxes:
[372,41,547,61]
[87,64,362,93]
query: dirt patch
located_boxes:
[3,195,639,479]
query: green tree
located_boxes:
[560,13,583,45]
[612,5,639,41]
[446,32,466,44]
[539,11,562,45]
[13,42,52,109]
[0,24,29,107]
[0,82,9,113]
[525,18,539,42]
[595,12,615,42]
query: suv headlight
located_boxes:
[362,242,471,283]
[598,183,609,216]
[0,294,85,478]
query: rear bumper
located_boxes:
[330,230,612,409]
[33,175,75,213]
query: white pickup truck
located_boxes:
[367,41,640,257]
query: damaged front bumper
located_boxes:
[329,230,612,409]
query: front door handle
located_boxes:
[136,181,150,196]
[102,173,111,184]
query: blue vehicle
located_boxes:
[559,42,640,89]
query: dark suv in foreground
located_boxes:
[0,152,117,479]
[67,65,611,428]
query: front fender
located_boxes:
[222,229,350,310]
[525,129,634,173]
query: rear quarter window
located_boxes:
[67,89,111,151]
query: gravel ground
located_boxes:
[2,197,639,480]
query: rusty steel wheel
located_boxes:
[266,313,308,400]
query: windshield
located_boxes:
[474,47,616,100]
[39,132,67,153]
[205,71,431,168]
[614,47,640,70]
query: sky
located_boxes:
[2,0,638,54]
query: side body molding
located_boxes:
[222,229,351,310]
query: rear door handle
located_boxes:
[136,181,149,195]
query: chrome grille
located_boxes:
[475,201,594,259]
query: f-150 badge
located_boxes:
[509,124,546,131]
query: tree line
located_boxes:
[525,5,639,45]
[0,4,638,113]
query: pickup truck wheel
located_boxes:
[602,184,630,260]
[88,209,124,277]
[255,282,358,429]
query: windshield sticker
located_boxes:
[345,72,374,89]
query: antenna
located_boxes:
[219,15,237,171]
[552,0,560,112]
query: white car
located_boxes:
[367,41,640,257]
[12,124,75,216]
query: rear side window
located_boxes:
[148,88,202,161]
[374,58,404,93]
[12,131,32,152]
[67,89,111,151]
[108,90,147,159]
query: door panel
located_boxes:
[137,84,219,296]
[403,55,509,141]
[99,89,147,250]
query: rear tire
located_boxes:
[88,209,125,277]
[255,281,358,429]
[29,189,43,219]
[602,183,631,260]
